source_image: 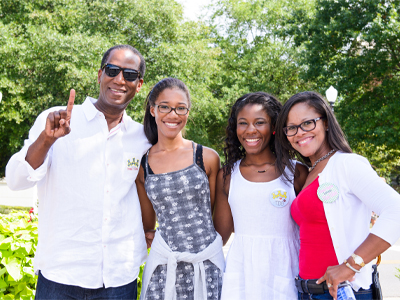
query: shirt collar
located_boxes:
[82,96,129,131]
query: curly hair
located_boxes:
[143,78,190,145]
[275,91,352,182]
[223,92,282,183]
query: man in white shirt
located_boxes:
[6,45,151,299]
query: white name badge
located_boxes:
[269,188,289,208]
[317,182,339,203]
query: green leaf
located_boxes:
[2,257,23,282]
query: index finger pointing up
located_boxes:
[66,89,75,119]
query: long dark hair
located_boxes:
[223,92,282,183]
[143,78,191,145]
[275,91,352,181]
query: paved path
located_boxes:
[381,237,400,299]
[222,234,400,299]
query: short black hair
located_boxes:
[100,45,146,78]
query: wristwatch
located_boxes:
[351,253,365,267]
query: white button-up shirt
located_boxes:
[6,97,151,288]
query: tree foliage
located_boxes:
[0,0,223,175]
[289,0,400,177]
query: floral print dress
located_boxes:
[143,143,222,300]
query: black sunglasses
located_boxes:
[101,64,141,82]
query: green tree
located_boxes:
[0,0,223,176]
[290,0,400,177]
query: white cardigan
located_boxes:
[140,230,225,300]
[318,151,400,290]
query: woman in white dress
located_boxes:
[213,92,308,299]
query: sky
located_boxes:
[177,0,214,21]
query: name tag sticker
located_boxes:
[317,183,339,203]
[269,188,289,208]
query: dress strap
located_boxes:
[191,141,196,163]
[144,149,150,175]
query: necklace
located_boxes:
[243,159,276,173]
[309,149,336,172]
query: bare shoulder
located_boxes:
[202,146,220,164]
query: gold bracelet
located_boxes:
[343,259,361,273]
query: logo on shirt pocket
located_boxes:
[123,152,141,181]
[127,157,140,171]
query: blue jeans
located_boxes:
[35,271,137,300]
[298,286,373,300]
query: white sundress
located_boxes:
[221,160,300,300]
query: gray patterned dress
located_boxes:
[143,142,222,300]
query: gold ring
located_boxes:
[327,283,332,288]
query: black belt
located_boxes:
[295,277,329,294]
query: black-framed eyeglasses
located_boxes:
[154,104,189,115]
[101,64,141,82]
[283,117,326,137]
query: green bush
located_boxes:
[0,211,38,299]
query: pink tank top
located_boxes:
[290,177,339,279]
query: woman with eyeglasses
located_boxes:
[274,91,400,300]
[136,78,224,300]
[213,92,308,299]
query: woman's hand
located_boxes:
[145,230,156,249]
[316,263,355,299]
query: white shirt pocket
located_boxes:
[122,152,141,182]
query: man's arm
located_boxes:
[26,89,75,169]
[6,90,75,190]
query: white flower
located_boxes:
[161,206,165,209]
[199,213,203,216]
[167,226,172,230]
[150,184,155,189]
[162,188,170,192]
[159,279,163,283]
[208,278,212,282]
[165,196,172,201]
[197,229,203,233]
[200,244,206,249]
[194,207,199,211]
[186,279,191,283]
[206,236,211,240]
[172,246,178,250]
[183,295,188,299]
[201,190,206,194]
[177,231,184,234]
[187,236,193,240]
[177,189,184,194]
[185,224,192,227]
[152,177,159,181]
[188,215,193,219]
[184,180,189,185]
[195,184,201,189]
[208,292,213,297]
[197,220,203,225]
[180,175,187,181]
[169,210,175,214]
[172,202,178,207]
[172,217,179,222]
[179,274,184,278]
[186,245,193,249]
[187,195,193,200]
[188,286,194,291]
[166,176,172,180]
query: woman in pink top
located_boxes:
[274,91,400,299]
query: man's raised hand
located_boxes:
[45,89,75,140]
